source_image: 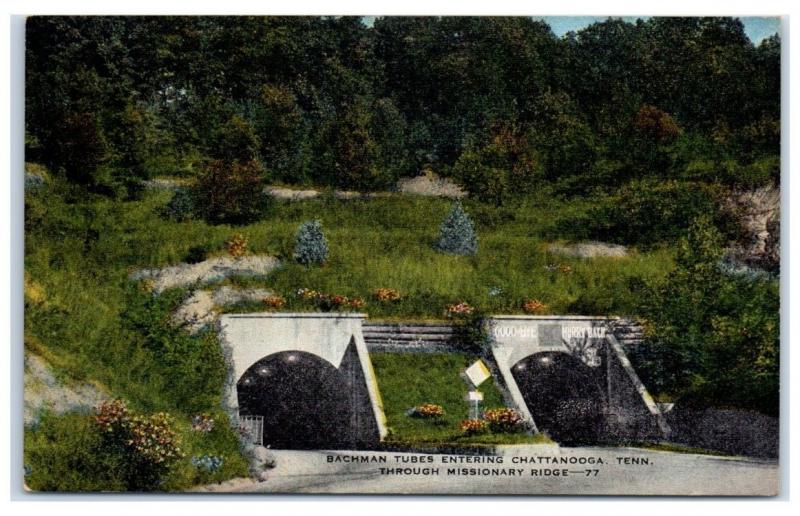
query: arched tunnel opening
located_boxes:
[237,349,361,450]
[512,351,608,444]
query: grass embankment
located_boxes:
[24,179,674,488]
[371,352,551,446]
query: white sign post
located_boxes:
[466,390,484,420]
[462,359,491,419]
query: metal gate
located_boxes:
[239,415,264,446]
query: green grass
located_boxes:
[370,352,550,446]
[24,175,675,488]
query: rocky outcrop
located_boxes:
[172,286,274,334]
[396,173,467,198]
[24,353,106,426]
[726,185,780,272]
[549,241,628,258]
[130,255,281,293]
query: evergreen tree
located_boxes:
[436,203,478,255]
[294,220,329,266]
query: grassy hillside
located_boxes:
[23,177,674,489]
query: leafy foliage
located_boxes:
[161,187,195,222]
[25,16,779,197]
[572,179,735,247]
[630,217,779,415]
[194,159,267,225]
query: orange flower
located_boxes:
[459,419,488,435]
[374,287,401,302]
[225,233,248,259]
[522,299,547,315]
[263,295,286,308]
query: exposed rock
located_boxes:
[549,241,628,258]
[25,163,49,189]
[264,186,320,200]
[172,290,216,333]
[252,446,276,469]
[211,286,273,306]
[172,286,274,333]
[142,177,187,190]
[396,173,467,198]
[130,255,281,293]
[726,185,780,271]
[24,353,106,426]
[265,185,390,201]
[24,172,45,189]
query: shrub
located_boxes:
[25,401,185,491]
[190,414,215,433]
[194,159,266,225]
[452,124,543,205]
[436,202,478,255]
[459,419,488,436]
[411,403,445,419]
[482,408,525,433]
[225,233,248,259]
[162,188,195,222]
[24,411,128,492]
[184,245,208,264]
[94,400,184,469]
[191,455,224,473]
[522,299,547,315]
[579,179,733,247]
[445,301,474,318]
[294,220,329,266]
[632,105,681,143]
[263,295,286,309]
[374,287,402,302]
[630,217,779,415]
[294,288,364,311]
[53,111,110,185]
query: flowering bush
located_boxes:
[192,455,224,473]
[225,233,248,259]
[348,297,365,309]
[263,295,286,308]
[413,403,445,419]
[191,413,215,433]
[295,288,365,311]
[374,287,401,302]
[445,301,474,317]
[125,412,184,464]
[459,418,488,436]
[94,400,184,466]
[94,399,129,431]
[482,408,525,433]
[522,299,547,315]
[296,288,319,301]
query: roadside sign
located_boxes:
[467,391,483,401]
[464,359,491,388]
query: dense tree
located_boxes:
[26,16,780,197]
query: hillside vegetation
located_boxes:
[23,15,780,491]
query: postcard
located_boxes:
[22,15,781,495]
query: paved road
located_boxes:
[227,446,778,496]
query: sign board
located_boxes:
[464,359,491,387]
[466,390,483,401]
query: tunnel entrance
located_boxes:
[511,351,608,444]
[237,350,357,449]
